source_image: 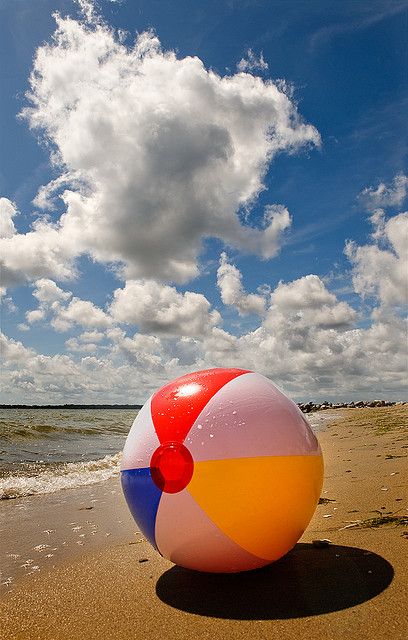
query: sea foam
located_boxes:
[0,452,122,500]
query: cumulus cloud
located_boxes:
[0,332,120,402]
[110,279,220,336]
[1,293,18,314]
[254,276,357,375]
[25,279,71,325]
[55,298,112,330]
[345,211,408,307]
[200,274,395,400]
[359,173,408,211]
[25,279,112,331]
[1,332,35,364]
[200,289,405,401]
[217,252,266,316]
[26,276,219,339]
[32,278,72,304]
[2,7,406,405]
[269,274,356,328]
[0,12,319,288]
[2,273,407,402]
[26,308,46,324]
[108,328,167,369]
[0,198,17,239]
[79,330,105,343]
[253,204,292,259]
[77,0,98,23]
[237,49,268,72]
[202,273,404,402]
[64,330,105,353]
[32,172,83,210]
[0,218,78,286]
[1,330,187,403]
[65,337,99,353]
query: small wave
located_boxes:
[0,409,137,442]
[0,422,128,441]
[0,452,122,500]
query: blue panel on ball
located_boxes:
[121,467,162,549]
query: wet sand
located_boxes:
[1,406,407,639]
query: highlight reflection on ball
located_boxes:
[121,368,324,573]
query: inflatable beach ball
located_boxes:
[121,368,323,573]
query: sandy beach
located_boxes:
[1,405,407,640]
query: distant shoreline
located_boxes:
[0,404,143,410]
[0,400,405,411]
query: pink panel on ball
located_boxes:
[155,487,269,573]
[121,396,160,471]
[186,372,320,462]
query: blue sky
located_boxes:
[1,0,407,403]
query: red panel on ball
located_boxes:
[150,368,250,444]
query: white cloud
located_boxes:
[200,275,398,402]
[79,330,105,343]
[254,204,292,259]
[110,279,220,336]
[217,252,266,316]
[52,298,112,331]
[2,272,407,402]
[50,316,72,333]
[26,308,46,324]
[65,329,105,353]
[0,14,319,288]
[26,279,71,324]
[359,173,408,211]
[25,279,112,332]
[65,337,98,353]
[32,278,72,304]
[1,295,17,314]
[32,172,83,210]
[268,274,357,329]
[77,0,97,23]
[0,218,78,286]
[108,329,166,369]
[200,308,406,402]
[272,274,334,308]
[201,327,239,362]
[0,331,173,404]
[0,332,109,401]
[2,8,406,405]
[0,198,17,238]
[345,211,408,307]
[237,49,268,72]
[26,277,218,339]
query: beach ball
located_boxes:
[121,368,323,573]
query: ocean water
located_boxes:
[0,408,137,500]
[0,407,330,501]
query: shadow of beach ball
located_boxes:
[121,368,324,573]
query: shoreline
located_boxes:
[0,410,336,589]
[0,405,143,410]
[0,409,336,585]
[1,405,407,639]
[1,401,405,411]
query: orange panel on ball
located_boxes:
[187,454,324,561]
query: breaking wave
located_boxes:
[0,452,121,500]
